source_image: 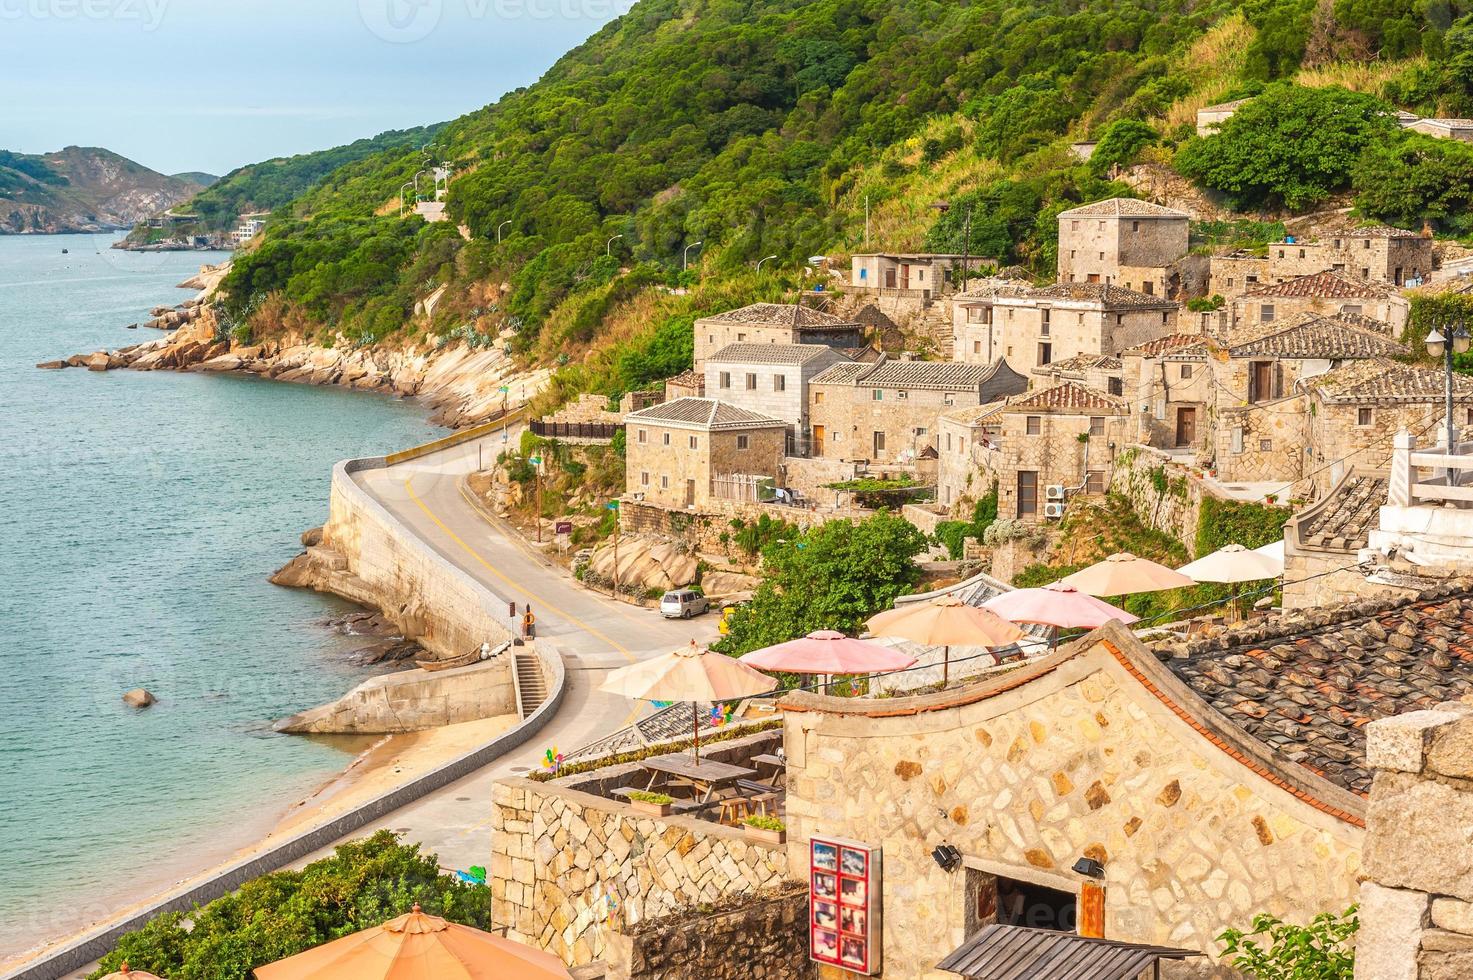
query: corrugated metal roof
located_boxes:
[936,924,1200,980]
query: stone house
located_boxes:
[1195,96,1251,135]
[623,397,787,510]
[1030,352,1125,397]
[1056,198,1191,297]
[954,282,1180,372]
[702,343,850,456]
[1231,270,1410,332]
[806,356,1028,464]
[1119,333,1212,451]
[1212,316,1409,485]
[1281,471,1397,610]
[1302,357,1473,496]
[691,303,863,369]
[992,381,1131,521]
[936,402,1006,512]
[663,369,703,400]
[848,252,990,297]
[1210,228,1432,297]
[1405,116,1473,141]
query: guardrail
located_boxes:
[529,419,619,440]
[384,405,525,466]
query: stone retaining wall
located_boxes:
[490,738,790,968]
[1110,444,1204,557]
[603,884,809,980]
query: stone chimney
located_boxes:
[1355,701,1473,979]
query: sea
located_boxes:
[0,233,444,959]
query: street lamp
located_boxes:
[399,181,414,217]
[606,234,623,256]
[497,220,512,243]
[1425,316,1472,485]
[683,241,703,271]
[757,254,778,273]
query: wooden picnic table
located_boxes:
[639,753,757,803]
[751,753,786,786]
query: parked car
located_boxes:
[659,589,709,619]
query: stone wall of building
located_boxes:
[1355,702,1473,980]
[1109,445,1205,556]
[809,381,975,464]
[995,410,1130,521]
[489,750,790,966]
[1058,213,1189,292]
[626,420,786,510]
[602,884,809,980]
[781,640,1365,978]
[1306,398,1442,498]
[1214,396,1310,488]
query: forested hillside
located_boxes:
[216,0,1473,383]
[0,147,203,234]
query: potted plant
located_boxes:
[628,791,674,817]
[742,815,786,845]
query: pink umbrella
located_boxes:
[739,630,917,675]
[982,583,1138,648]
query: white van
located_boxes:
[659,589,709,619]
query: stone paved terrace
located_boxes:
[1151,585,1473,794]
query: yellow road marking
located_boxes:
[402,473,635,662]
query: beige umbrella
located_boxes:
[101,967,166,980]
[1058,552,1195,597]
[1178,543,1283,583]
[254,904,571,980]
[599,640,777,762]
[866,595,1025,683]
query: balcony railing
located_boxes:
[1389,430,1473,508]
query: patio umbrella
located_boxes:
[739,630,917,675]
[1057,552,1195,597]
[100,967,166,980]
[1177,543,1284,583]
[253,905,571,980]
[1254,539,1285,564]
[600,640,776,762]
[866,595,1025,683]
[982,583,1138,648]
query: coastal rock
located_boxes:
[86,352,111,372]
[35,360,67,370]
[122,688,157,708]
[301,526,324,547]
[194,354,243,372]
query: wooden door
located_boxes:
[813,424,826,456]
[685,480,696,507]
[1251,362,1273,402]
[884,268,897,288]
[1017,471,1038,518]
[1175,407,1196,447]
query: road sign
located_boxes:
[606,500,620,510]
[529,455,542,466]
[555,521,573,535]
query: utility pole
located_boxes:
[530,454,543,543]
[864,194,870,248]
[609,500,621,596]
[961,205,973,294]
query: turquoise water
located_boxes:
[0,234,444,957]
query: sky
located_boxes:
[0,0,633,176]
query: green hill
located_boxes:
[0,147,204,234]
[216,0,1473,366]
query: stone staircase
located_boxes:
[512,648,548,719]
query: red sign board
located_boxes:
[554,521,573,535]
[809,835,881,974]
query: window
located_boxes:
[719,371,731,389]
[973,341,982,354]
[1086,470,1105,494]
[1071,220,1080,230]
[1260,304,1275,322]
[1026,416,1041,435]
[736,332,747,341]
[917,269,925,281]
[1342,305,1362,316]
[1098,251,1105,261]
[662,432,671,446]
[1333,263,1345,273]
[873,431,886,455]
[1249,361,1275,403]
[1334,239,1342,249]
[661,475,669,489]
[1089,416,1105,437]
[774,374,786,392]
[737,434,750,449]
[815,391,824,404]
[1260,439,1272,451]
[1108,377,1123,396]
[1247,275,1259,284]
[1361,268,1370,278]
[897,390,909,399]
[745,373,757,390]
[1131,220,1140,232]
[1277,249,1286,259]
[1232,428,1244,454]
[640,471,649,486]
[946,433,953,452]
[872,389,883,401]
[1298,248,1306,258]
[1143,281,1154,296]
[688,435,698,449]
[1364,239,1372,249]
[1358,407,1373,426]
[1038,342,1052,366]
[637,428,647,444]
[1069,249,1076,259]
[914,427,928,437]
[1180,364,1193,379]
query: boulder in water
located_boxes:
[122,688,157,708]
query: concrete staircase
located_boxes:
[512,649,548,719]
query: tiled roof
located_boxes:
[1293,474,1388,553]
[1005,380,1127,414]
[811,357,1004,391]
[1120,333,1209,358]
[1156,586,1473,794]
[1418,117,1473,128]
[1031,353,1122,376]
[706,343,846,366]
[1201,97,1252,112]
[1243,270,1396,299]
[940,400,1008,426]
[625,397,786,430]
[1309,357,1473,403]
[1025,282,1178,309]
[1350,225,1423,240]
[697,303,857,329]
[1058,198,1190,219]
[665,369,702,388]
[1227,313,1407,359]
[953,279,1034,302]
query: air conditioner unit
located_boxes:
[1045,484,1066,501]
[1044,501,1066,519]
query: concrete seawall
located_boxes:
[275,656,517,734]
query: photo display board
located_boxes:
[809,835,882,974]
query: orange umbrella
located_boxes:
[866,595,1025,683]
[101,967,166,980]
[254,905,571,980]
[1058,552,1194,597]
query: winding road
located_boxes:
[298,429,715,870]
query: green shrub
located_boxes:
[628,791,674,804]
[1218,906,1358,980]
[743,815,786,832]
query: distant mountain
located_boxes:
[0,147,204,234]
[171,171,220,188]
